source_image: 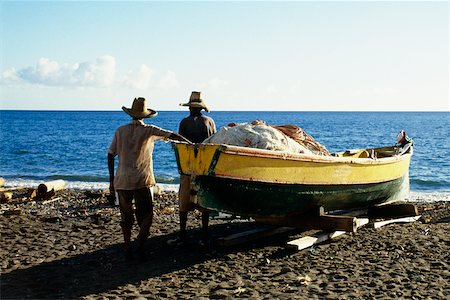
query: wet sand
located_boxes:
[1,189,449,299]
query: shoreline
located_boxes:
[1,188,449,298]
[0,179,450,202]
[2,178,450,201]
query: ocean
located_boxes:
[1,111,449,200]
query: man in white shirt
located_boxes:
[108,97,188,261]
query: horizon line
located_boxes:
[0,109,449,113]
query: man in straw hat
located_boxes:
[168,91,216,246]
[108,97,189,260]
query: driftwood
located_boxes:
[1,192,13,202]
[28,180,66,200]
[37,180,65,194]
[41,197,61,205]
[0,187,27,192]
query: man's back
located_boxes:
[109,120,171,189]
[179,114,216,143]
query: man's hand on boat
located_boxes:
[169,133,193,144]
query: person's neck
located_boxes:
[132,118,144,124]
[190,111,202,117]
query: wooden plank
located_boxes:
[372,215,421,229]
[368,203,418,219]
[255,214,358,232]
[355,217,370,228]
[330,208,368,217]
[286,217,369,251]
[287,231,346,251]
[217,226,294,247]
[318,215,358,232]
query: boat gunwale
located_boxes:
[173,142,412,185]
[175,142,412,166]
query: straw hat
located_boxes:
[180,91,210,112]
[122,97,158,119]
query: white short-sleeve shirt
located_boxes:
[109,120,172,190]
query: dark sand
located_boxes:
[1,189,449,299]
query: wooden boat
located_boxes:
[172,142,412,218]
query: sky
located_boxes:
[0,1,449,111]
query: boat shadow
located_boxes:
[1,221,290,299]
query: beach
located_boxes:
[1,189,449,299]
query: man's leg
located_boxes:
[118,190,135,259]
[121,227,133,259]
[201,211,209,245]
[134,187,154,260]
[179,211,188,241]
[177,175,193,242]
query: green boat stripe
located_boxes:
[207,146,223,176]
[194,175,406,217]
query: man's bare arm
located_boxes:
[107,153,115,200]
[169,132,192,144]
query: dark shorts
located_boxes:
[117,187,154,230]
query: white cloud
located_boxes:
[1,55,116,88]
[123,64,155,89]
[0,56,182,92]
[1,68,20,82]
[157,70,180,89]
[75,55,116,87]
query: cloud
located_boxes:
[75,55,116,87]
[157,70,180,89]
[1,55,116,88]
[1,56,180,91]
[1,68,20,82]
[123,64,155,89]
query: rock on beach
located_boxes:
[0,188,449,299]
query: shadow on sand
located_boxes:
[1,222,293,299]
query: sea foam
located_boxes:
[3,179,179,192]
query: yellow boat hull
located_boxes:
[173,143,412,216]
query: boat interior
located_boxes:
[333,144,413,159]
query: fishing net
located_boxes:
[203,120,330,156]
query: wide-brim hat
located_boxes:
[180,91,210,112]
[122,97,158,119]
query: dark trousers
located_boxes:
[117,187,154,242]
